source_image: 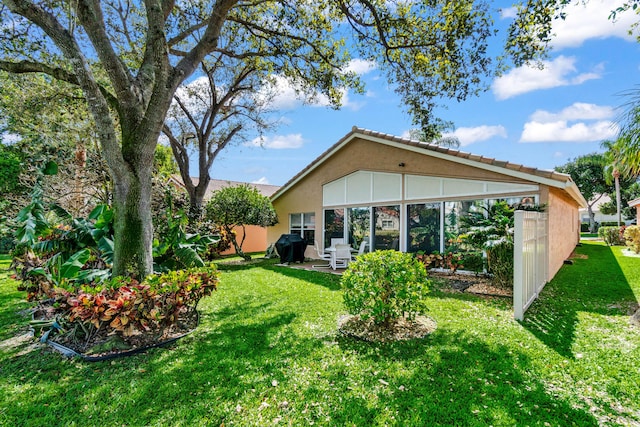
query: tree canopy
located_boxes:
[0,0,499,278]
[205,184,278,260]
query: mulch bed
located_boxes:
[32,301,197,359]
[429,271,513,298]
[338,314,437,342]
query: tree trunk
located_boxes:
[111,165,154,279]
[615,170,622,227]
[226,225,250,261]
[587,205,596,233]
[187,177,209,226]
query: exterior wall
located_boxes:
[269,136,545,258]
[220,225,268,256]
[545,187,580,280]
[630,198,640,225]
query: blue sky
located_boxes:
[206,1,640,187]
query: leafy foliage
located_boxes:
[459,201,516,287]
[341,250,429,326]
[12,201,115,300]
[51,266,219,338]
[152,210,218,272]
[624,225,640,253]
[205,184,278,260]
[599,226,627,246]
[417,251,464,274]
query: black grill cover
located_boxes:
[275,234,307,263]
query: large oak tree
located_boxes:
[0,0,497,278]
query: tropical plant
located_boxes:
[624,225,640,254]
[459,201,515,287]
[341,250,430,327]
[152,210,218,272]
[49,266,219,344]
[417,251,464,274]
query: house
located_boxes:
[268,127,587,281]
[630,198,640,225]
[171,176,281,255]
[579,194,621,226]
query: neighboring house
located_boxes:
[630,198,640,225]
[268,127,587,281]
[171,176,281,255]
[579,194,619,225]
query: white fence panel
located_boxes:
[513,211,548,320]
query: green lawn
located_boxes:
[1,242,639,426]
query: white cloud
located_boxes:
[259,75,363,111]
[443,125,507,146]
[520,120,618,143]
[530,102,615,123]
[252,177,270,185]
[550,0,636,49]
[493,56,603,100]
[246,133,306,149]
[345,59,377,75]
[500,7,517,19]
[520,102,618,143]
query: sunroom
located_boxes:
[268,127,586,281]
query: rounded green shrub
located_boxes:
[341,250,430,326]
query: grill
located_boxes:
[274,234,307,264]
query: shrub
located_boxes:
[598,226,626,246]
[486,241,513,288]
[460,252,485,274]
[50,266,219,337]
[341,250,429,326]
[416,251,464,274]
[624,225,640,254]
[580,222,590,233]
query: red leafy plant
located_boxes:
[417,251,464,274]
[51,266,219,338]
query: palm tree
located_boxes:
[601,139,631,226]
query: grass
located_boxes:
[1,242,639,426]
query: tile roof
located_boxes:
[171,176,281,198]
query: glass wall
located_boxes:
[373,205,400,250]
[324,208,344,248]
[407,203,441,253]
[348,207,371,250]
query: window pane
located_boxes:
[324,209,344,248]
[290,213,301,228]
[303,212,315,228]
[373,205,400,250]
[348,207,370,250]
[407,203,440,253]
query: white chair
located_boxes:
[311,241,332,268]
[352,240,368,260]
[331,244,352,270]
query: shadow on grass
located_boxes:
[522,242,637,358]
[216,257,342,291]
[326,329,599,426]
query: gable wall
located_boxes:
[269,137,540,248]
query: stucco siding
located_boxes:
[547,187,580,279]
[220,225,269,256]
